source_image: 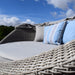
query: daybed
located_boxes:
[0,17,75,75]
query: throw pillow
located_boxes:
[63,20,75,43]
[34,26,44,42]
[43,21,66,45]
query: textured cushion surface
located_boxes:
[34,26,44,42]
[44,21,66,45]
[63,20,75,43]
[0,41,58,60]
[0,56,13,62]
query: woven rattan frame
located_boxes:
[0,40,75,75]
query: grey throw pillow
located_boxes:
[34,26,44,42]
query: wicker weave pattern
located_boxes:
[0,40,75,75]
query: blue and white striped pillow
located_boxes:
[43,21,66,45]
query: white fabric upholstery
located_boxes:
[34,26,44,42]
[0,56,13,62]
[0,41,58,60]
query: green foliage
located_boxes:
[0,25,14,41]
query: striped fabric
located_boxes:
[43,21,66,45]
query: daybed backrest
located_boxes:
[0,16,75,44]
[34,16,75,43]
[0,24,36,44]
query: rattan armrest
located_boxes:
[60,70,75,74]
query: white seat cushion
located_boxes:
[0,56,13,62]
[0,41,58,60]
